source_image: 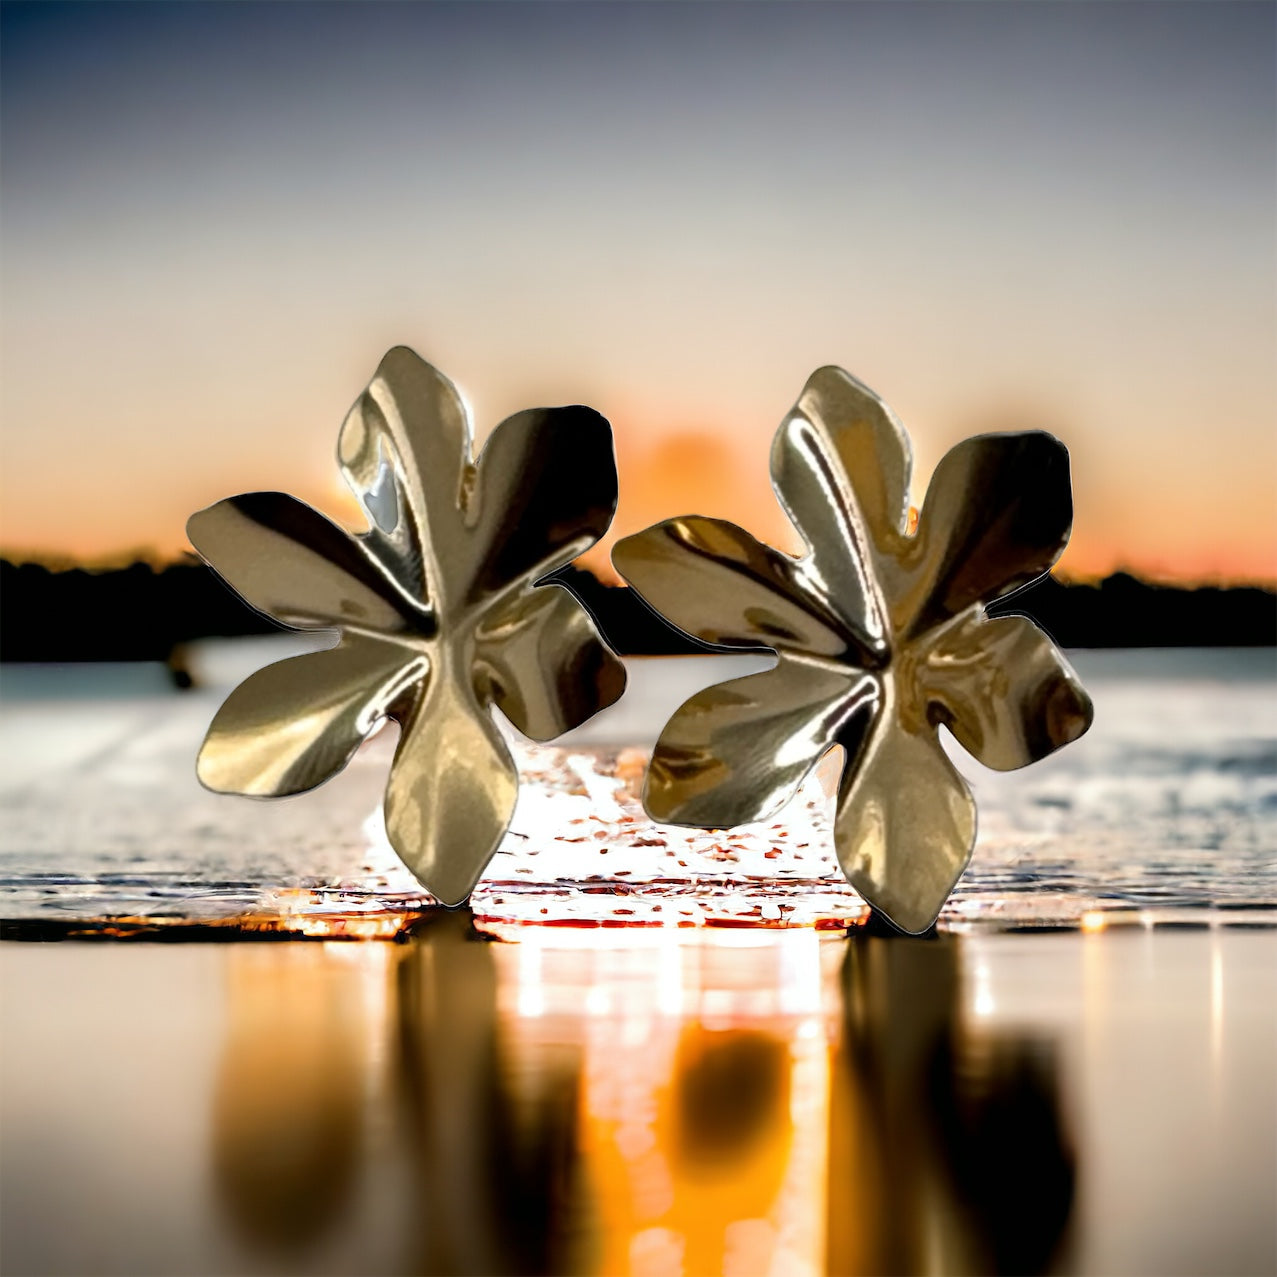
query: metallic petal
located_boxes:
[464,405,619,608]
[338,346,473,607]
[612,517,851,656]
[772,366,912,653]
[187,493,419,632]
[474,582,626,741]
[383,668,519,906]
[618,372,1087,932]
[645,658,880,827]
[899,432,1073,636]
[197,638,420,796]
[919,611,1094,771]
[195,347,625,908]
[834,687,977,935]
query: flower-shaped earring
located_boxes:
[189,347,625,904]
[613,367,1093,933]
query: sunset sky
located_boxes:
[2,1,1273,583]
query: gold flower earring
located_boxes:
[612,366,1093,934]
[188,347,625,905]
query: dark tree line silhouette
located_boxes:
[0,557,1273,664]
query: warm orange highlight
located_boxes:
[3,426,1273,589]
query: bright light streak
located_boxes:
[973,960,996,1018]
[517,941,545,1018]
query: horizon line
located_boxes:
[2,550,1274,594]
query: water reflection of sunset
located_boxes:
[4,920,1272,1274]
[500,932,834,1276]
[196,923,1079,1276]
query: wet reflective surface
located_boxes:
[3,923,1273,1275]
[2,648,1272,935]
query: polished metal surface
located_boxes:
[613,366,1093,933]
[189,347,625,904]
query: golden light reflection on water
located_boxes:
[497,931,835,1276]
[211,921,1074,1276]
[213,945,378,1251]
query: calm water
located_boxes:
[0,646,1274,932]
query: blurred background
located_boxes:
[3,8,1275,1276]
[2,0,1274,620]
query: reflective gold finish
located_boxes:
[613,367,1093,934]
[189,347,625,904]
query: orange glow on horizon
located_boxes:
[2,425,1273,589]
[4,4,1273,602]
